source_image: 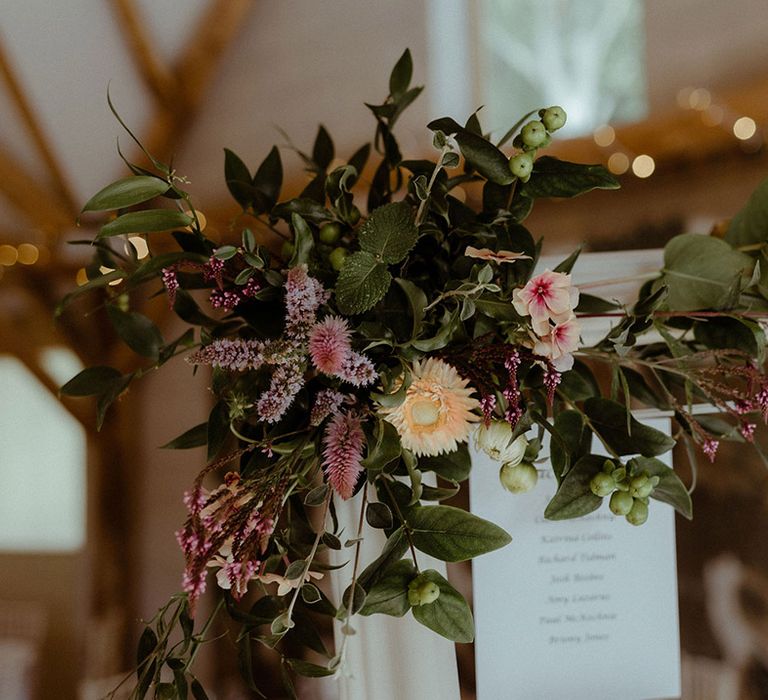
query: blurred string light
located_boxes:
[0,243,48,271]
[593,125,653,179]
[631,154,655,178]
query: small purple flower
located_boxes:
[210,289,241,310]
[702,438,719,462]
[161,266,180,307]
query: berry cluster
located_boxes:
[589,460,660,526]
[507,106,567,183]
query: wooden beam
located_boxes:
[110,0,177,107]
[0,34,77,216]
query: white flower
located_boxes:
[257,569,324,596]
[475,421,528,465]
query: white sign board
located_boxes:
[470,418,681,700]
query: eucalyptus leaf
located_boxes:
[410,569,474,643]
[98,209,193,238]
[82,175,169,212]
[661,234,752,311]
[408,505,511,562]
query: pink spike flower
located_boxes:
[309,317,352,374]
[322,411,365,500]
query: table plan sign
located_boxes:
[470,418,681,700]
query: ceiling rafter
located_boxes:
[0,34,77,218]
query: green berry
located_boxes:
[508,152,534,181]
[520,120,548,148]
[630,474,653,499]
[408,576,441,606]
[319,222,342,244]
[541,106,567,132]
[626,498,649,526]
[347,207,361,226]
[590,472,615,498]
[281,241,295,260]
[609,490,633,516]
[499,462,538,494]
[329,247,348,271]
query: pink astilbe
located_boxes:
[337,351,378,387]
[309,317,352,374]
[322,411,365,500]
[256,363,305,423]
[210,289,242,310]
[187,339,265,372]
[310,389,348,426]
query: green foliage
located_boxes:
[725,177,768,247]
[335,251,392,314]
[98,209,193,238]
[81,175,169,213]
[545,455,604,520]
[359,559,415,617]
[520,157,619,198]
[359,202,418,264]
[408,505,512,562]
[410,569,474,643]
[584,398,676,456]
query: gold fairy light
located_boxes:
[0,245,18,266]
[632,155,655,178]
[733,117,757,141]
[593,125,615,147]
[16,243,39,265]
[607,152,629,175]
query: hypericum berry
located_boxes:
[626,498,649,526]
[520,121,548,148]
[329,247,348,271]
[408,576,441,606]
[508,152,534,181]
[541,106,567,132]
[609,490,633,516]
[499,462,538,494]
[630,473,653,499]
[319,222,342,244]
[590,472,615,498]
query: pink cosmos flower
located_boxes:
[322,411,365,499]
[532,316,581,372]
[465,246,532,264]
[309,317,352,374]
[512,269,579,327]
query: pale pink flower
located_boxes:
[187,338,265,372]
[465,246,531,264]
[379,358,480,457]
[322,411,365,499]
[310,389,348,426]
[512,269,579,327]
[532,316,581,372]
[337,351,377,387]
[256,362,305,423]
[309,317,352,374]
[284,264,329,341]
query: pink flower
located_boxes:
[512,270,579,328]
[532,316,581,372]
[465,246,531,264]
[322,412,365,499]
[309,317,352,374]
[337,351,377,387]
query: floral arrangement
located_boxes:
[61,50,768,697]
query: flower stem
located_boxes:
[415,146,451,226]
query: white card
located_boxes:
[470,418,681,700]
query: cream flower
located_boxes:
[257,569,324,596]
[532,316,581,372]
[475,422,528,465]
[465,246,531,264]
[379,358,480,457]
[512,269,579,327]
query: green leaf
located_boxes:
[550,409,590,479]
[60,366,122,397]
[544,454,604,520]
[207,401,230,461]
[395,278,427,338]
[82,175,169,212]
[428,116,514,185]
[366,502,394,529]
[630,456,693,519]
[694,315,766,364]
[224,148,253,208]
[312,125,335,170]
[252,146,283,210]
[359,201,417,264]
[358,527,409,591]
[362,419,402,472]
[98,209,193,238]
[272,197,330,224]
[411,569,474,643]
[408,505,511,562]
[161,422,207,449]
[661,234,752,311]
[575,293,621,313]
[418,444,471,482]
[288,213,314,266]
[725,177,768,247]
[389,48,413,97]
[286,659,335,678]
[190,680,210,700]
[360,559,415,617]
[584,398,676,456]
[474,295,521,321]
[335,251,392,314]
[521,157,619,198]
[342,582,367,615]
[107,306,164,360]
[96,373,133,430]
[553,247,581,273]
